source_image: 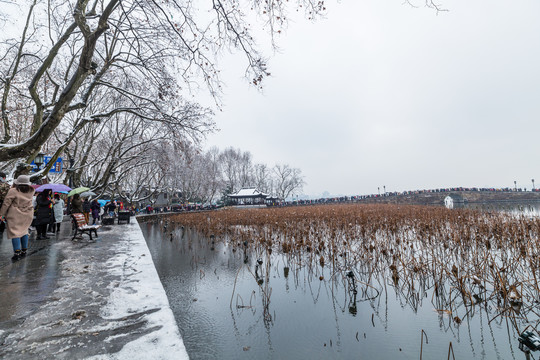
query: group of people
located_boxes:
[71,195,102,225]
[0,173,68,260]
[0,171,131,260]
[35,190,64,239]
[0,172,107,261]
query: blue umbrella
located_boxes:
[35,183,72,193]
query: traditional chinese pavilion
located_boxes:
[228,188,269,205]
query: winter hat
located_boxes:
[14,175,31,185]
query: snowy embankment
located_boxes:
[87,222,189,360]
[0,221,189,360]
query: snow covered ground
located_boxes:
[0,221,189,359]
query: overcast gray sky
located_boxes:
[204,0,540,197]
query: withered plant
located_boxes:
[144,204,540,337]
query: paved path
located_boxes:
[0,218,188,359]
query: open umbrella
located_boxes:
[80,191,96,198]
[67,186,90,197]
[35,183,72,193]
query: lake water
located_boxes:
[456,201,540,216]
[140,207,535,360]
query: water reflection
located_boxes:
[141,208,537,360]
[452,201,540,217]
[0,229,66,326]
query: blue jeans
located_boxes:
[12,234,29,252]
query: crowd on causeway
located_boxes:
[278,186,540,207]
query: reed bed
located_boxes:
[160,203,540,334]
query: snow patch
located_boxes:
[86,223,189,360]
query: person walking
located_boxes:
[82,198,91,223]
[71,193,83,214]
[52,193,64,234]
[0,171,11,235]
[108,200,117,217]
[0,175,35,260]
[35,189,55,240]
[90,199,100,225]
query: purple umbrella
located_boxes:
[35,183,72,193]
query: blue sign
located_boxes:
[31,156,63,173]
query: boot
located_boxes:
[20,249,27,257]
[11,250,21,261]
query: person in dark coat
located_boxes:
[71,193,83,214]
[90,199,100,225]
[107,200,117,217]
[35,189,55,240]
[82,198,91,223]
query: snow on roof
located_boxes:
[229,187,269,197]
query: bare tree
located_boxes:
[0,0,328,170]
[273,164,304,200]
[253,163,273,194]
[219,147,241,192]
[201,147,224,203]
[238,151,253,188]
[404,0,448,13]
[219,146,256,192]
